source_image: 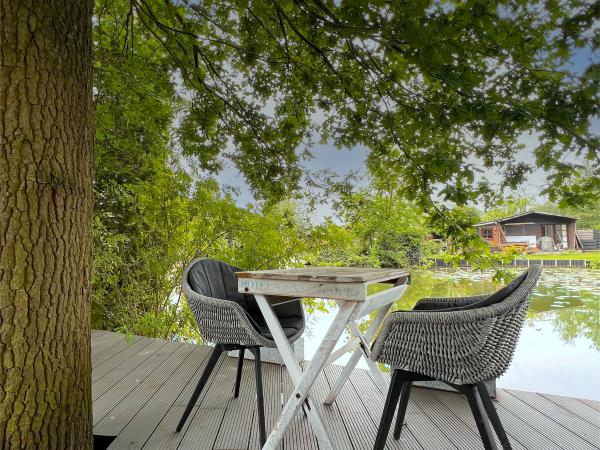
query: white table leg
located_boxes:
[323,303,392,404]
[349,322,389,394]
[254,295,358,450]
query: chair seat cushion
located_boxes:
[254,316,305,340]
[412,270,529,312]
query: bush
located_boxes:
[373,231,423,268]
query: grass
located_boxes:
[524,251,600,261]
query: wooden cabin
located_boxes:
[475,211,579,251]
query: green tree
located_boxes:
[317,189,431,267]
[479,196,532,222]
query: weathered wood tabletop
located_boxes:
[236,266,409,283]
[236,266,409,301]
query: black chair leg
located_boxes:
[176,344,223,432]
[465,384,498,450]
[393,381,412,440]
[373,370,404,450]
[477,383,512,449]
[249,347,266,447]
[234,347,245,398]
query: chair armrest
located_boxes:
[185,288,277,348]
[413,294,490,311]
[370,308,497,383]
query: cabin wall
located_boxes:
[478,224,500,245]
[492,224,500,245]
[567,222,576,250]
[504,224,540,237]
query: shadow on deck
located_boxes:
[91,330,600,450]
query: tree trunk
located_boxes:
[0,1,94,449]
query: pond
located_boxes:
[303,269,600,401]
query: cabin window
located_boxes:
[481,228,493,239]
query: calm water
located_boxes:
[303,269,600,401]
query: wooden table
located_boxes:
[236,266,410,450]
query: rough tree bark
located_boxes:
[0,0,94,448]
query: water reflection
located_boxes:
[304,269,600,400]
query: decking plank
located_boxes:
[93,341,189,429]
[414,387,495,450]
[506,389,600,447]
[348,366,426,450]
[91,331,125,353]
[93,334,143,368]
[176,356,236,450]
[326,364,427,450]
[434,388,550,450]
[106,344,211,449]
[282,362,319,450]
[213,355,263,450]
[541,392,600,427]
[92,329,109,338]
[303,362,354,450]
[496,389,598,450]
[93,337,156,383]
[248,362,283,450]
[92,339,170,402]
[141,353,226,450]
[579,398,600,412]
[89,331,600,450]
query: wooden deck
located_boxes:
[91,330,600,450]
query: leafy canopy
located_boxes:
[127,0,598,220]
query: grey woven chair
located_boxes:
[370,266,542,450]
[176,258,305,446]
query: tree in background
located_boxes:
[479,195,532,222]
[333,190,430,267]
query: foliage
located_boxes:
[536,200,600,230]
[313,189,431,268]
[125,0,598,240]
[479,196,532,222]
[93,3,319,340]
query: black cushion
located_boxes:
[188,258,303,338]
[412,269,529,312]
[187,258,252,308]
[255,316,305,340]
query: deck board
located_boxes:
[306,362,354,450]
[282,365,319,450]
[108,344,212,449]
[91,331,600,450]
[540,392,600,427]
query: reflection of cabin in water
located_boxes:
[475,211,579,251]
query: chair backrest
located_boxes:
[427,269,530,312]
[187,258,251,308]
[476,265,542,379]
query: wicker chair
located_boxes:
[176,258,305,446]
[370,266,542,450]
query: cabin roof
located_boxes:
[475,210,577,227]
